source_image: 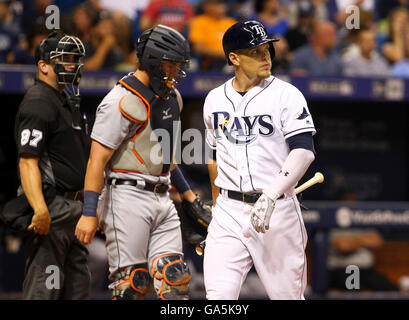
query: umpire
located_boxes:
[14,31,90,299]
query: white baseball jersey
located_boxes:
[203,75,316,300]
[204,75,316,192]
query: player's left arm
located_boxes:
[251,139,315,233]
[170,163,196,203]
[251,88,316,232]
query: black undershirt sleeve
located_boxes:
[286,132,316,154]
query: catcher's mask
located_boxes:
[136,24,190,100]
[35,31,85,96]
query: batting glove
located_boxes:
[250,189,279,233]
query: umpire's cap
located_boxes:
[222,20,279,65]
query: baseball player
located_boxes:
[203,20,316,300]
[75,25,199,300]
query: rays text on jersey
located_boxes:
[212,111,275,145]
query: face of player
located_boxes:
[161,60,187,88]
[233,43,272,80]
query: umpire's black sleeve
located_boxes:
[15,99,52,157]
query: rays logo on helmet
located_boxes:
[250,24,267,37]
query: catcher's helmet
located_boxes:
[136,24,190,100]
[35,31,85,88]
[222,20,279,65]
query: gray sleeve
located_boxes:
[91,93,138,150]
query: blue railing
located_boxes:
[1,65,409,101]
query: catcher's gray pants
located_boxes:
[98,183,183,281]
[22,195,90,300]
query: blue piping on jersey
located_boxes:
[224,82,236,112]
[243,77,276,191]
[284,127,316,138]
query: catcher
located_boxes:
[75,25,211,300]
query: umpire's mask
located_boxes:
[35,31,86,96]
[136,24,190,100]
[50,35,85,95]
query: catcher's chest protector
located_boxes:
[110,75,181,175]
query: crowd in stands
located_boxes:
[0,0,408,77]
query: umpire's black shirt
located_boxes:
[15,79,89,192]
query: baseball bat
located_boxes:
[195,172,325,256]
[295,172,324,194]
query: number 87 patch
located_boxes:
[21,129,43,147]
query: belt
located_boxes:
[221,189,284,204]
[107,178,169,194]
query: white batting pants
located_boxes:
[203,193,307,300]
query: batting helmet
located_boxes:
[222,20,279,65]
[35,31,85,88]
[136,24,190,100]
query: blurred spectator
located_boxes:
[80,10,124,70]
[0,0,21,63]
[291,21,344,75]
[328,229,399,292]
[21,0,52,35]
[8,23,48,64]
[286,0,328,27]
[340,9,375,54]
[92,0,149,46]
[271,37,291,73]
[70,4,97,42]
[53,0,86,14]
[343,28,391,77]
[189,0,236,71]
[139,0,194,35]
[391,30,409,78]
[227,0,254,20]
[382,7,409,64]
[285,0,316,52]
[249,0,289,37]
[91,0,148,20]
[378,0,409,21]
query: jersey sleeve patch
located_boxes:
[16,103,50,156]
[280,87,316,139]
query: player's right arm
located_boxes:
[16,99,53,235]
[75,141,115,245]
[20,154,51,235]
[75,92,130,245]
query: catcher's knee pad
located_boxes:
[110,264,150,300]
[152,254,191,300]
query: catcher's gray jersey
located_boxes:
[92,74,184,282]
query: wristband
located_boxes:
[170,167,191,194]
[83,190,100,217]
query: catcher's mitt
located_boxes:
[176,195,212,245]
